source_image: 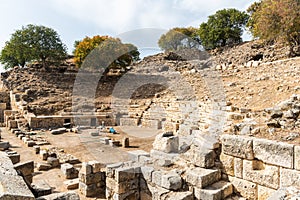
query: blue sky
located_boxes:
[0,0,256,71]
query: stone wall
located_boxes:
[220,134,300,200]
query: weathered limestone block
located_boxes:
[253,138,294,168]
[257,185,276,200]
[64,178,79,190]
[37,162,52,171]
[185,167,221,189]
[40,150,49,161]
[0,141,9,150]
[221,134,254,159]
[7,151,20,164]
[122,137,129,147]
[114,167,140,182]
[280,168,300,188]
[31,180,52,197]
[80,162,93,175]
[8,120,18,129]
[228,176,257,200]
[111,190,140,200]
[294,145,300,170]
[119,118,138,126]
[61,163,79,179]
[88,160,104,173]
[79,171,105,185]
[14,160,34,184]
[36,191,80,200]
[141,119,161,129]
[152,170,163,186]
[164,191,193,200]
[147,184,169,200]
[194,181,233,200]
[153,133,179,153]
[219,153,234,176]
[161,172,182,190]
[150,150,178,167]
[47,157,59,168]
[183,144,215,168]
[234,157,243,178]
[0,152,35,199]
[79,182,104,197]
[243,160,279,189]
[128,150,150,162]
[106,162,123,178]
[140,166,154,182]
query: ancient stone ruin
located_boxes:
[1,43,300,199]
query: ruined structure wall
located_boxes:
[220,134,300,199]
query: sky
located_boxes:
[0,0,256,72]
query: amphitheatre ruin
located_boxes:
[1,40,300,200]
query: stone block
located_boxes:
[7,152,20,164]
[140,166,154,182]
[88,160,104,173]
[0,152,35,199]
[109,140,120,147]
[122,137,129,147]
[0,141,9,150]
[228,176,257,200]
[37,162,52,171]
[80,162,93,175]
[152,170,163,186]
[36,191,80,200]
[112,190,140,200]
[161,172,182,190]
[32,180,52,197]
[294,145,300,170]
[219,153,234,176]
[253,138,294,168]
[100,137,110,144]
[257,185,276,200]
[221,134,254,159]
[128,150,150,162]
[185,167,221,189]
[183,145,215,168]
[106,162,123,178]
[64,178,79,190]
[26,140,36,147]
[234,157,243,178]
[152,133,179,153]
[14,160,34,177]
[33,145,40,154]
[40,150,49,161]
[79,171,105,185]
[165,191,193,200]
[115,167,140,182]
[8,120,18,129]
[116,179,139,194]
[243,160,279,189]
[61,163,79,179]
[79,182,102,197]
[120,118,138,126]
[47,157,60,168]
[150,149,179,167]
[280,168,300,187]
[195,181,233,200]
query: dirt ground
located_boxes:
[0,126,160,199]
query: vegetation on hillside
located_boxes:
[247,0,300,56]
[198,8,249,50]
[158,27,201,51]
[0,24,67,69]
[74,36,140,70]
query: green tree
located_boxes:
[75,36,140,70]
[158,27,200,51]
[0,24,67,69]
[247,0,300,56]
[198,8,249,50]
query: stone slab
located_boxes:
[253,138,294,168]
[221,134,254,159]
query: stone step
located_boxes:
[195,180,233,200]
[185,167,221,189]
